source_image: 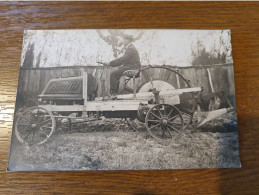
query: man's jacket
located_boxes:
[109,44,141,67]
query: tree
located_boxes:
[191,47,227,66]
[35,52,42,68]
[141,31,156,65]
[23,43,35,67]
[191,33,228,66]
[97,30,143,58]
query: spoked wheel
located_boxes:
[124,66,196,130]
[145,104,184,144]
[15,106,56,146]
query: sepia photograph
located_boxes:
[8,29,241,171]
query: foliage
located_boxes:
[141,31,156,65]
[97,30,143,58]
[35,52,42,68]
[191,31,231,66]
[191,47,226,66]
[23,43,35,67]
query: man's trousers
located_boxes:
[110,64,140,94]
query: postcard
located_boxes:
[8,29,241,171]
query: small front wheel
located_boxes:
[145,104,184,144]
[15,106,56,146]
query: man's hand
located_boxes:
[97,61,110,66]
[103,62,110,67]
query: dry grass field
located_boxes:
[8,112,240,171]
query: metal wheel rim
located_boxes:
[135,66,195,130]
[136,66,192,92]
[15,106,56,146]
[145,104,184,143]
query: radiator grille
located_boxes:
[45,78,82,95]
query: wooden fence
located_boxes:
[16,64,236,107]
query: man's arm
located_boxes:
[109,48,133,67]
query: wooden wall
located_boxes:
[16,64,235,107]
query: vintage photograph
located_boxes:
[8,29,241,171]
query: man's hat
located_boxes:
[122,34,134,42]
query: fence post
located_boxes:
[81,68,88,116]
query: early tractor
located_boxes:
[14,65,230,146]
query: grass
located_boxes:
[8,113,241,171]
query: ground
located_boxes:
[8,112,241,171]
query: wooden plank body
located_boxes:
[40,100,147,112]
[116,87,201,100]
[39,87,200,112]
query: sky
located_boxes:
[21,29,232,67]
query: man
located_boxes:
[105,34,141,95]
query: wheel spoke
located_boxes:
[19,127,31,133]
[163,105,168,116]
[24,130,33,140]
[168,124,180,133]
[36,132,48,141]
[149,111,161,120]
[169,121,182,125]
[31,130,36,143]
[38,113,46,123]
[157,106,163,117]
[149,123,161,130]
[168,115,179,121]
[40,126,52,133]
[39,130,49,137]
[166,127,173,138]
[26,110,33,116]
[38,118,52,126]
[41,125,52,129]
[17,124,30,127]
[147,119,160,122]
[21,113,31,123]
[167,107,174,117]
[28,110,37,122]
[35,109,40,121]
[155,127,161,135]
[161,128,165,138]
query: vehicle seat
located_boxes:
[122,70,140,78]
